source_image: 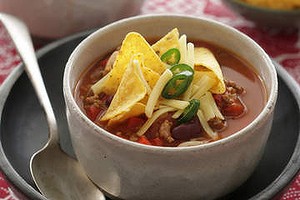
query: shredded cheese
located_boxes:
[160,99,189,110]
[178,140,208,147]
[191,75,216,99]
[145,69,173,118]
[199,91,224,121]
[197,110,218,140]
[186,42,195,68]
[133,57,151,95]
[137,107,176,136]
[179,34,187,64]
[91,72,111,95]
[205,91,224,120]
[172,109,184,119]
[182,42,195,101]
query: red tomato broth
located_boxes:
[75,39,267,146]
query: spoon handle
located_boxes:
[0,13,58,143]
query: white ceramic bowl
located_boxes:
[63,15,278,200]
[0,0,144,38]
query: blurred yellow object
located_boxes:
[241,0,300,10]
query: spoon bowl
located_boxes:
[0,13,105,200]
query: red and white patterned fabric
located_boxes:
[0,23,20,84]
[0,0,299,199]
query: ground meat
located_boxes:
[208,117,227,131]
[159,120,175,143]
[89,67,106,84]
[84,92,113,107]
[84,94,101,106]
[220,93,236,105]
[98,92,114,107]
[145,113,176,139]
[82,91,114,122]
[214,80,247,118]
[224,80,245,94]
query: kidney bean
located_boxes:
[171,117,203,140]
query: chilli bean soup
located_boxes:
[75,28,266,147]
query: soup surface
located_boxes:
[75,30,266,147]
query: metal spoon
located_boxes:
[0,13,105,200]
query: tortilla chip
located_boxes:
[152,28,180,57]
[141,66,160,89]
[131,53,160,91]
[101,57,147,121]
[107,103,145,126]
[193,70,216,83]
[194,47,226,94]
[101,32,166,95]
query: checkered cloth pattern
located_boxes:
[0,0,299,199]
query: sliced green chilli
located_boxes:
[170,63,194,76]
[161,48,181,65]
[178,99,200,124]
[162,74,193,99]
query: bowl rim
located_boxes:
[63,14,278,152]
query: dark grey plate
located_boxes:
[0,31,299,200]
